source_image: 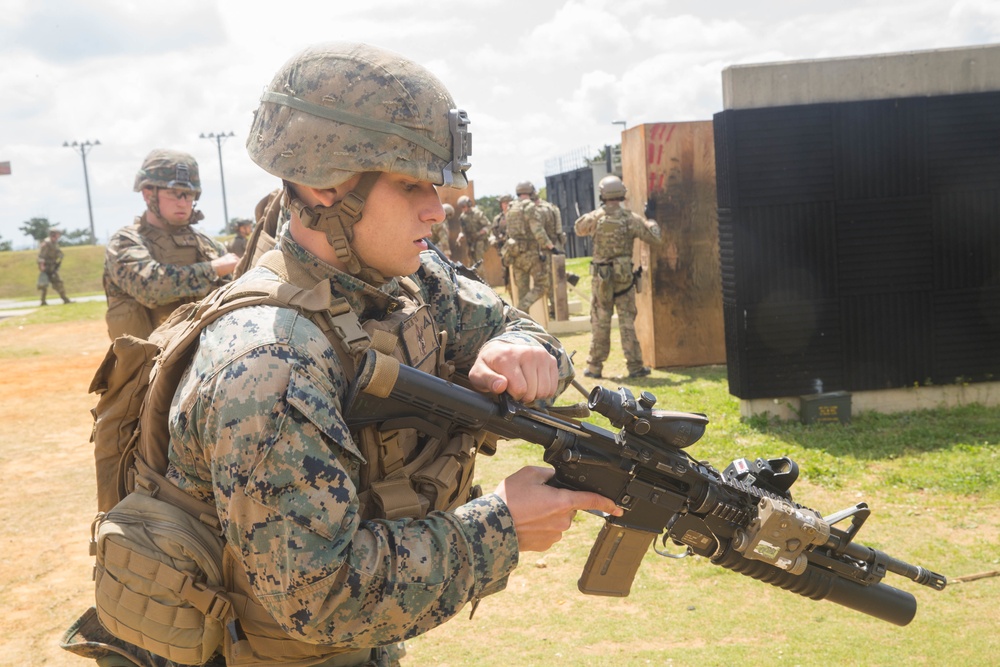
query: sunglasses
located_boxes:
[161,189,195,202]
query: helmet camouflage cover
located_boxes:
[515,180,536,196]
[133,149,202,198]
[247,42,472,190]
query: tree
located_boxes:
[18,217,91,246]
[475,195,500,223]
[0,236,12,252]
[62,229,94,246]
[19,217,55,243]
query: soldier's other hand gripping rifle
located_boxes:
[344,350,947,627]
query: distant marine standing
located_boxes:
[430,203,454,258]
[533,193,564,317]
[102,149,239,340]
[574,175,662,378]
[502,180,554,312]
[456,195,491,265]
[227,218,254,257]
[36,227,73,306]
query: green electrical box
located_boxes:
[800,391,851,425]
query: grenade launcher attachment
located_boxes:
[344,350,946,627]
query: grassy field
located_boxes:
[0,256,996,666]
[0,245,108,300]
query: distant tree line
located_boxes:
[0,218,93,251]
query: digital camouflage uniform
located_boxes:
[37,235,72,304]
[574,201,662,376]
[459,205,491,265]
[164,229,572,663]
[103,219,228,340]
[502,198,552,312]
[66,42,571,667]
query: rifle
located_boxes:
[344,350,947,627]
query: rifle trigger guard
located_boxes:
[653,534,691,560]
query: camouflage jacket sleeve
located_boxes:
[573,210,600,237]
[416,250,574,392]
[525,204,553,249]
[104,226,222,308]
[628,211,664,246]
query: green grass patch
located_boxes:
[0,245,107,300]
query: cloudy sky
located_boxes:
[2,0,999,248]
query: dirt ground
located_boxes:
[4,317,998,666]
[0,319,110,666]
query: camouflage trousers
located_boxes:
[40,269,70,302]
[509,251,549,312]
[587,286,644,375]
[467,236,490,265]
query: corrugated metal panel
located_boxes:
[718,207,737,305]
[733,105,835,206]
[933,190,1000,290]
[716,90,1000,399]
[713,113,734,209]
[842,293,932,389]
[933,287,1000,382]
[927,91,1000,190]
[738,202,837,305]
[835,197,934,295]
[834,99,927,200]
[741,300,844,397]
[545,168,595,258]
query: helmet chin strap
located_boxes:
[289,172,387,285]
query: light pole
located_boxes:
[612,120,627,131]
[63,139,100,243]
[200,131,236,228]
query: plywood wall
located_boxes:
[624,121,726,368]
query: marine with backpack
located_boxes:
[60,41,617,667]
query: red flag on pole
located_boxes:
[0,161,11,175]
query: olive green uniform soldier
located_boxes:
[574,175,662,378]
[533,194,564,317]
[63,42,620,667]
[37,227,73,305]
[491,194,512,248]
[502,181,554,312]
[227,218,253,257]
[456,195,490,265]
[430,203,453,258]
[102,150,240,340]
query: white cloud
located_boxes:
[2,0,1000,248]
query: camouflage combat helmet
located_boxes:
[134,149,202,197]
[499,194,512,204]
[456,195,472,209]
[135,149,204,226]
[442,203,455,217]
[246,42,472,285]
[515,180,536,196]
[599,175,627,200]
[247,42,470,189]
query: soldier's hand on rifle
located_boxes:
[468,340,559,402]
[495,466,623,552]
